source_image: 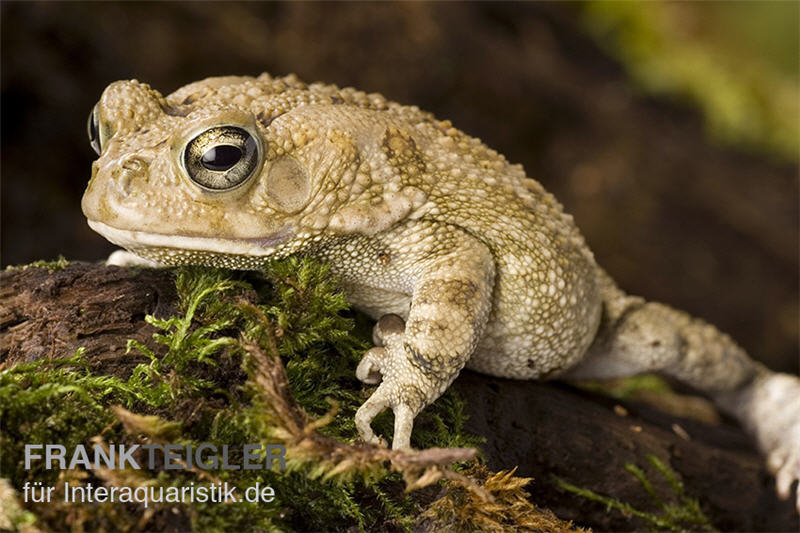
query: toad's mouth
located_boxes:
[87,219,295,258]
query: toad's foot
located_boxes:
[355,315,451,450]
[106,250,160,267]
[723,372,800,512]
[768,429,800,513]
[756,374,800,512]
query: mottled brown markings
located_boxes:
[378,252,391,265]
[397,382,427,412]
[406,317,448,337]
[381,127,416,158]
[406,343,432,372]
[405,342,451,380]
[380,127,426,174]
[415,279,478,307]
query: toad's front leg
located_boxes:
[354,228,495,450]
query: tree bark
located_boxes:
[1,262,798,531]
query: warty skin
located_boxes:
[82,74,800,511]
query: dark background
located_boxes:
[1,2,797,374]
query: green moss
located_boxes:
[1,348,129,484]
[4,255,69,271]
[578,373,673,400]
[1,259,482,532]
[554,454,716,532]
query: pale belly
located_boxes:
[344,283,411,321]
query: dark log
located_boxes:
[1,262,798,531]
[1,262,177,374]
[456,375,799,531]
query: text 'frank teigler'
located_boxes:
[24,443,287,471]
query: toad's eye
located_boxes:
[87,104,102,156]
[183,126,260,191]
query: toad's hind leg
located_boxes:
[563,270,800,511]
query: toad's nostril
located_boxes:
[121,156,147,173]
[113,156,150,196]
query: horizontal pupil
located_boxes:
[201,145,242,171]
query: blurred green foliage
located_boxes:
[582,1,799,162]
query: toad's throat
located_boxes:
[87,219,294,259]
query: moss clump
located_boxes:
[577,374,673,400]
[554,454,715,532]
[4,255,69,271]
[420,465,585,533]
[1,258,486,532]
